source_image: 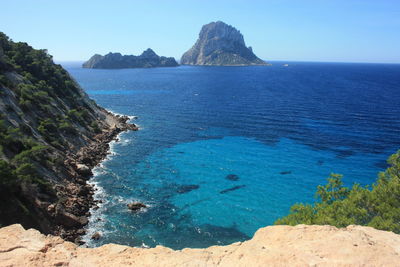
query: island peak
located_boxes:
[181,21,267,66]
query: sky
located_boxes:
[1,0,400,63]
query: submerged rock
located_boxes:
[225,174,239,181]
[127,202,147,211]
[220,185,246,194]
[177,184,200,194]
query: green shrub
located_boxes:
[90,121,101,133]
[33,90,51,103]
[14,162,38,180]
[0,74,12,88]
[67,108,91,126]
[0,160,16,186]
[12,145,47,165]
[275,150,400,234]
[58,120,76,135]
[37,119,57,139]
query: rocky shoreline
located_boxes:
[51,112,138,244]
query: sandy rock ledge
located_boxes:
[1,224,400,266]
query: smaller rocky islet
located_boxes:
[83,48,178,69]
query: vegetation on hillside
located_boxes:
[275,150,400,233]
[0,118,47,187]
[0,32,107,230]
[0,32,100,191]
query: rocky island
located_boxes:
[82,48,178,69]
[181,21,267,66]
[0,32,137,244]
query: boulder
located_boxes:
[127,202,147,211]
[91,232,101,240]
[76,164,92,176]
[56,208,88,228]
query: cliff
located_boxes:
[1,224,399,266]
[82,48,178,69]
[0,32,137,243]
[181,21,267,66]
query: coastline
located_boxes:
[53,110,138,244]
[82,128,131,245]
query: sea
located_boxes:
[61,61,400,249]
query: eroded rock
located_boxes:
[2,224,400,266]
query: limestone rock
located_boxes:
[1,224,400,266]
[181,21,267,66]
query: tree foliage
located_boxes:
[275,150,400,233]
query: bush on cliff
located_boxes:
[0,32,82,105]
[275,150,400,233]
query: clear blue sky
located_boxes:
[1,0,400,63]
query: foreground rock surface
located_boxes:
[1,224,400,266]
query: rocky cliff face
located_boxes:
[1,224,399,266]
[181,21,267,66]
[0,32,137,243]
[82,48,178,69]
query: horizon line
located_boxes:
[54,59,400,65]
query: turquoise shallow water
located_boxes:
[62,62,400,249]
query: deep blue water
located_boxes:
[63,62,400,249]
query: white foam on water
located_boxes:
[106,109,138,123]
[82,176,111,246]
[116,131,133,147]
[81,109,139,247]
